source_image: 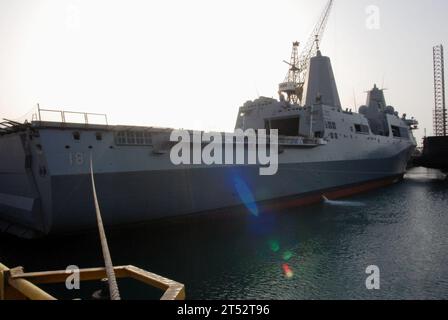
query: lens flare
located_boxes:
[233,176,259,216]
[268,240,280,253]
[282,263,294,279]
[282,251,293,261]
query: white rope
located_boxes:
[89,154,121,300]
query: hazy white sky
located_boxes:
[0,0,447,143]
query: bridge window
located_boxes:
[116,131,126,144]
[126,131,136,144]
[115,131,153,146]
[135,132,144,145]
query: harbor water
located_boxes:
[1,167,447,300]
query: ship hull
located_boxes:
[43,147,411,235]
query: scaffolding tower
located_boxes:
[433,44,447,136]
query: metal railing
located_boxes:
[0,263,185,300]
[34,105,108,126]
[278,136,327,146]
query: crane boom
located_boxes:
[279,0,334,104]
[297,0,334,79]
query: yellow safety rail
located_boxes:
[0,263,185,300]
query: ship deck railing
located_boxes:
[34,107,109,127]
[0,262,185,300]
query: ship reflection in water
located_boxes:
[0,167,447,300]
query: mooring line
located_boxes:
[89,154,121,300]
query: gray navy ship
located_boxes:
[0,49,418,238]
